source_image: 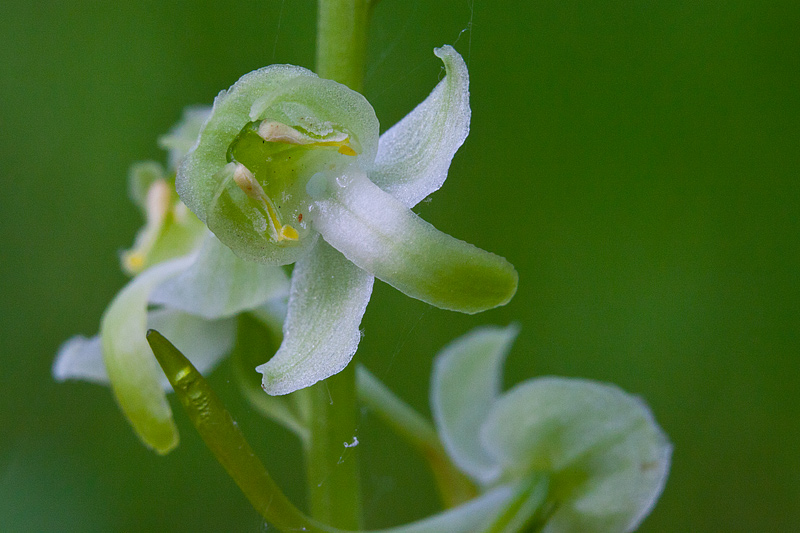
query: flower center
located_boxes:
[225,119,357,243]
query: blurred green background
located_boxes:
[2,1,798,531]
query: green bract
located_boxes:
[53,108,291,454]
[178,46,519,395]
[431,326,672,532]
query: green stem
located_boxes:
[305,365,363,528]
[316,0,369,92]
[356,366,477,508]
[150,328,531,533]
[306,1,371,528]
[146,330,328,533]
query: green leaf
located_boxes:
[150,231,290,319]
[256,240,374,395]
[371,45,471,208]
[99,257,192,454]
[480,378,672,533]
[309,168,518,314]
[431,325,520,484]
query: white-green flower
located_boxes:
[178,46,519,396]
[53,108,290,454]
[431,326,672,532]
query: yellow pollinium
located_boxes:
[233,163,299,243]
[337,144,357,156]
[123,252,146,273]
[279,224,300,240]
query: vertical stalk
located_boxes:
[316,0,369,92]
[309,2,369,527]
[305,365,362,528]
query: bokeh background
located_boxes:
[2,1,798,531]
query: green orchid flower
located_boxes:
[53,108,290,454]
[429,326,672,532]
[177,45,518,396]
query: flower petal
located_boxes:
[121,178,206,276]
[52,308,235,393]
[383,484,521,533]
[480,378,672,533]
[52,335,108,385]
[256,240,374,395]
[100,257,193,454]
[370,45,470,208]
[150,231,290,319]
[308,169,518,314]
[431,325,520,485]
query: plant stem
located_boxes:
[356,366,477,508]
[146,330,328,533]
[316,0,369,92]
[306,1,370,528]
[305,365,363,528]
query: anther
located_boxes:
[257,120,357,156]
[232,163,298,243]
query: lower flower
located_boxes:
[430,326,672,532]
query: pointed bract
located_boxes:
[147,309,237,388]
